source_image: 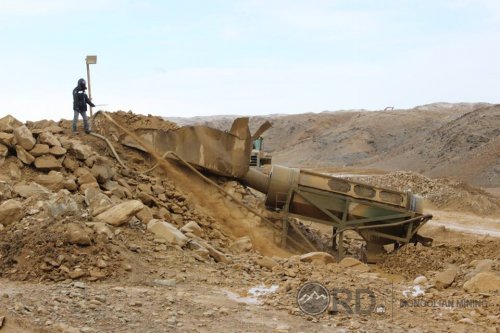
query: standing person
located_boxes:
[72,78,95,134]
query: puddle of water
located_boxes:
[248,284,279,296]
[224,284,280,305]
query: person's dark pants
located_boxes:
[72,110,90,133]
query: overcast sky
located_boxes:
[0,0,498,121]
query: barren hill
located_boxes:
[168,102,499,188]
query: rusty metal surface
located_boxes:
[120,118,253,178]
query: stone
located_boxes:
[34,154,62,170]
[0,199,23,226]
[45,125,64,134]
[0,182,14,201]
[137,192,155,206]
[38,131,61,147]
[78,172,97,185]
[29,143,50,157]
[49,146,67,157]
[434,265,459,290]
[15,145,35,164]
[180,221,203,236]
[300,252,337,265]
[229,236,253,253]
[137,184,153,194]
[152,184,165,194]
[63,156,79,172]
[339,257,370,272]
[91,160,114,184]
[70,141,92,160]
[203,242,231,263]
[0,132,14,147]
[43,190,79,218]
[147,219,188,246]
[0,143,8,158]
[0,115,22,133]
[13,182,50,198]
[92,222,114,239]
[35,171,65,191]
[463,272,500,293]
[465,259,495,281]
[79,182,99,193]
[85,188,113,216]
[66,223,92,246]
[136,206,154,224]
[8,162,22,180]
[69,270,86,279]
[63,178,78,191]
[13,125,36,150]
[255,256,278,269]
[187,240,210,260]
[95,200,144,226]
[413,276,428,285]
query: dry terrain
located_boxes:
[0,105,498,333]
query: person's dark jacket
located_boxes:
[73,85,95,112]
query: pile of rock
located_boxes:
[0,114,250,282]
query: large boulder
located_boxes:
[35,171,65,191]
[77,172,97,185]
[34,155,62,170]
[91,161,114,184]
[465,259,495,281]
[95,200,144,226]
[29,144,50,157]
[84,187,113,216]
[147,219,188,246]
[180,221,203,236]
[49,146,67,157]
[0,199,24,226]
[15,145,35,165]
[463,272,500,293]
[14,182,51,198]
[13,125,36,150]
[301,252,337,265]
[0,143,8,158]
[65,223,92,246]
[434,265,459,290]
[70,141,93,160]
[0,133,14,147]
[0,115,22,133]
[136,206,153,224]
[43,190,79,218]
[38,131,61,147]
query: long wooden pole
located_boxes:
[86,62,93,117]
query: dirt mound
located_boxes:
[380,240,499,279]
[106,110,178,131]
[350,171,500,216]
[0,217,124,282]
